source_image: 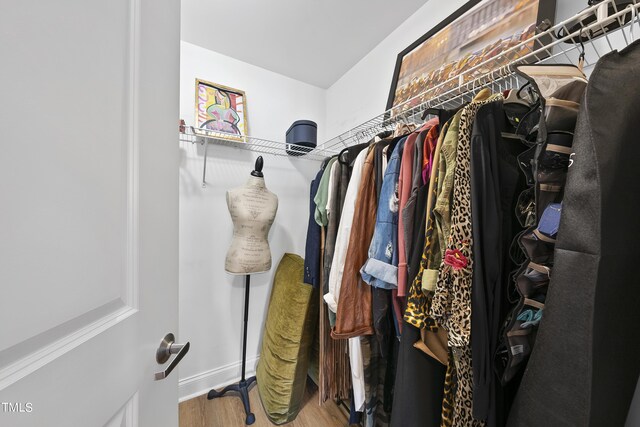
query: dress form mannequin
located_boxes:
[208,157,277,425]
[224,157,278,274]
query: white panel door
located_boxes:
[0,0,180,426]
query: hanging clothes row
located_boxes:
[303,38,640,427]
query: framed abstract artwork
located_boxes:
[195,79,249,141]
[386,0,556,114]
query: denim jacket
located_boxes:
[360,138,405,289]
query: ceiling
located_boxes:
[181,0,429,88]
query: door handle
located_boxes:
[155,333,190,380]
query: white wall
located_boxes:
[324,0,587,139]
[178,41,324,401]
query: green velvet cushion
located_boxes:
[256,253,318,425]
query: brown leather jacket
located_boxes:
[332,146,377,339]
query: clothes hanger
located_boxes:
[422,101,465,122]
[505,84,534,107]
[577,39,586,72]
[516,81,536,104]
[337,146,350,165]
[421,107,442,121]
[336,129,377,165]
[377,129,393,140]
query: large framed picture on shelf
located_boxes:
[194,78,249,142]
[386,0,556,114]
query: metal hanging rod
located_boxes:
[322,0,640,152]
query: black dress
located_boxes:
[469,101,528,427]
[391,181,446,427]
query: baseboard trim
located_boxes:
[179,356,260,403]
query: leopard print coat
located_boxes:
[430,90,503,426]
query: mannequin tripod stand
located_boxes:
[207,275,257,425]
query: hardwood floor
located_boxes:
[179,379,348,427]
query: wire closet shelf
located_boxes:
[179,126,336,162]
[181,0,640,168]
[322,0,640,152]
[180,126,338,186]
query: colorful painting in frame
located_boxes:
[195,79,248,141]
[386,0,556,114]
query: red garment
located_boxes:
[422,125,439,185]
